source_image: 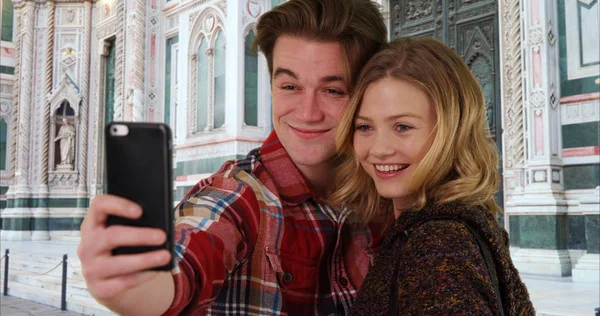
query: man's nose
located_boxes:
[297,93,325,122]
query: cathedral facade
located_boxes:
[0,0,598,281]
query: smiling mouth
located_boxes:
[289,125,331,139]
[374,164,410,172]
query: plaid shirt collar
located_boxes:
[259,130,325,206]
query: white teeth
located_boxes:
[375,164,408,172]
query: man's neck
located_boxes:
[296,162,334,199]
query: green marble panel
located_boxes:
[2,218,31,231]
[509,215,520,247]
[0,201,6,209]
[519,215,568,250]
[562,122,600,149]
[6,199,12,208]
[557,0,600,97]
[0,66,14,75]
[32,217,49,231]
[564,165,600,190]
[48,198,88,208]
[49,218,79,231]
[13,198,31,208]
[0,186,7,195]
[174,155,245,177]
[586,215,600,254]
[568,215,587,250]
[1,0,13,42]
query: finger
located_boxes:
[82,195,142,231]
[87,250,171,280]
[78,226,165,261]
[103,226,167,249]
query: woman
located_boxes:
[330,38,534,315]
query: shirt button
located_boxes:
[283,272,293,283]
[338,277,348,287]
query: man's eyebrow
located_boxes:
[273,68,344,84]
[273,68,297,79]
[320,76,344,83]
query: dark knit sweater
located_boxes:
[350,202,534,316]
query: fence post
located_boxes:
[61,254,68,310]
[3,249,8,296]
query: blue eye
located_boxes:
[396,124,412,132]
[355,124,371,132]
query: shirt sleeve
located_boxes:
[163,167,261,314]
[395,220,499,315]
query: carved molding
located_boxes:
[49,171,79,188]
[500,0,525,173]
[15,1,36,187]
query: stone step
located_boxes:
[1,255,84,280]
[3,271,90,297]
[0,281,115,315]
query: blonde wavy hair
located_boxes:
[329,37,501,222]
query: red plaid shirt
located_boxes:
[164,131,388,315]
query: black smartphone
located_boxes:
[105,122,174,271]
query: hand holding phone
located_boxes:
[104,122,174,271]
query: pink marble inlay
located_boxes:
[563,146,600,157]
[533,49,542,87]
[531,0,540,23]
[2,47,16,58]
[152,0,156,9]
[150,35,156,84]
[534,112,544,155]
[148,107,154,122]
[560,92,600,104]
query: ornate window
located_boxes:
[244,30,258,127]
[0,119,7,170]
[187,10,227,136]
[213,30,226,129]
[165,36,179,130]
[197,37,209,131]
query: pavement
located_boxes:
[0,295,82,316]
[1,240,599,315]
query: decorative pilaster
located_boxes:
[31,0,56,241]
[124,0,145,122]
[113,0,126,121]
[14,1,35,193]
[506,0,570,276]
[499,0,525,208]
[2,0,35,241]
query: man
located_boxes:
[77,1,387,314]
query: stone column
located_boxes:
[70,0,93,238]
[31,0,56,241]
[2,0,36,241]
[226,0,242,136]
[123,0,145,122]
[506,0,571,276]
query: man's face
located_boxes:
[271,36,349,170]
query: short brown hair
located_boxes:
[253,0,387,88]
[330,38,501,222]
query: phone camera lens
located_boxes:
[112,127,118,133]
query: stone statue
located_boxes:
[55,118,76,168]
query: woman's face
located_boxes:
[353,78,437,209]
